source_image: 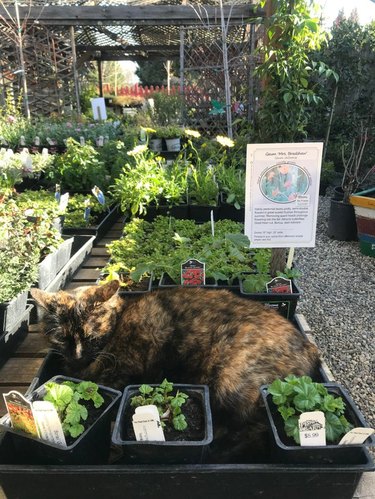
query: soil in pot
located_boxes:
[122,392,205,442]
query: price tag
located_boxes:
[299,411,326,446]
[132,405,165,442]
[339,428,374,445]
[181,259,205,286]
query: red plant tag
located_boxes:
[266,277,292,294]
[181,259,205,286]
[3,391,39,438]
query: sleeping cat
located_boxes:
[31,281,320,425]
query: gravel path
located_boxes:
[294,195,375,430]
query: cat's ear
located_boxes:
[30,288,56,310]
[81,280,120,304]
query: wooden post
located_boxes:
[179,26,185,125]
[14,0,30,119]
[219,0,233,139]
[97,59,103,97]
[70,26,81,116]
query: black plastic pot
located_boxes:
[260,382,375,465]
[0,291,29,335]
[0,375,122,465]
[239,274,301,320]
[112,384,213,465]
[327,199,358,241]
[189,204,219,223]
[0,304,33,368]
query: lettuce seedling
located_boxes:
[43,380,104,438]
[268,375,352,444]
[130,379,189,431]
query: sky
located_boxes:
[316,0,375,26]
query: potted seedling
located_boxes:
[112,379,213,464]
[0,375,122,465]
[260,375,374,465]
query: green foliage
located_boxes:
[255,0,335,142]
[268,375,353,444]
[45,138,109,192]
[216,165,245,209]
[63,193,109,228]
[308,18,375,170]
[0,202,40,302]
[105,216,256,285]
[150,92,184,126]
[43,380,104,439]
[130,379,189,432]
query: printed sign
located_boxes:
[91,97,107,121]
[266,277,292,294]
[245,143,323,248]
[3,391,39,438]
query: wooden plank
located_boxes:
[105,230,122,239]
[13,334,49,357]
[95,238,113,247]
[91,246,110,256]
[0,5,263,26]
[64,281,94,291]
[81,257,108,268]
[0,358,44,385]
[71,268,101,281]
[0,386,29,416]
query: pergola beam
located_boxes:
[0,5,264,26]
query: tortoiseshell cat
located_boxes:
[31,281,320,459]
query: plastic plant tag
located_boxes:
[59,192,69,212]
[80,136,85,146]
[3,391,40,438]
[210,210,215,237]
[92,185,105,205]
[181,259,205,286]
[266,277,292,294]
[55,184,61,203]
[20,135,25,146]
[42,147,49,156]
[84,198,91,222]
[338,427,374,445]
[97,135,104,147]
[32,401,67,447]
[34,136,40,146]
[299,411,326,446]
[132,405,165,442]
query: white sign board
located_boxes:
[245,143,323,248]
[91,97,107,121]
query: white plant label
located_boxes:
[32,401,67,447]
[132,405,165,442]
[80,136,85,146]
[299,410,326,446]
[339,427,374,445]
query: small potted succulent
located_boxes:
[112,379,213,464]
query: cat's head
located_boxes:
[30,281,120,370]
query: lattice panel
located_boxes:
[183,24,252,136]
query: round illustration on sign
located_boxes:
[259,163,310,203]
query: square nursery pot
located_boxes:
[239,274,301,320]
[0,375,122,465]
[188,203,219,223]
[112,384,213,464]
[350,187,375,257]
[36,236,74,290]
[0,304,33,368]
[0,290,29,335]
[260,382,375,465]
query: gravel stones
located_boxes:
[294,195,375,430]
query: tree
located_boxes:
[136,59,179,87]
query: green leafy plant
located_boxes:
[267,375,353,444]
[63,193,109,228]
[130,379,189,431]
[43,380,105,438]
[0,201,40,302]
[45,138,108,192]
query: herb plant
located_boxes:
[43,380,105,438]
[267,375,353,444]
[130,379,189,431]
